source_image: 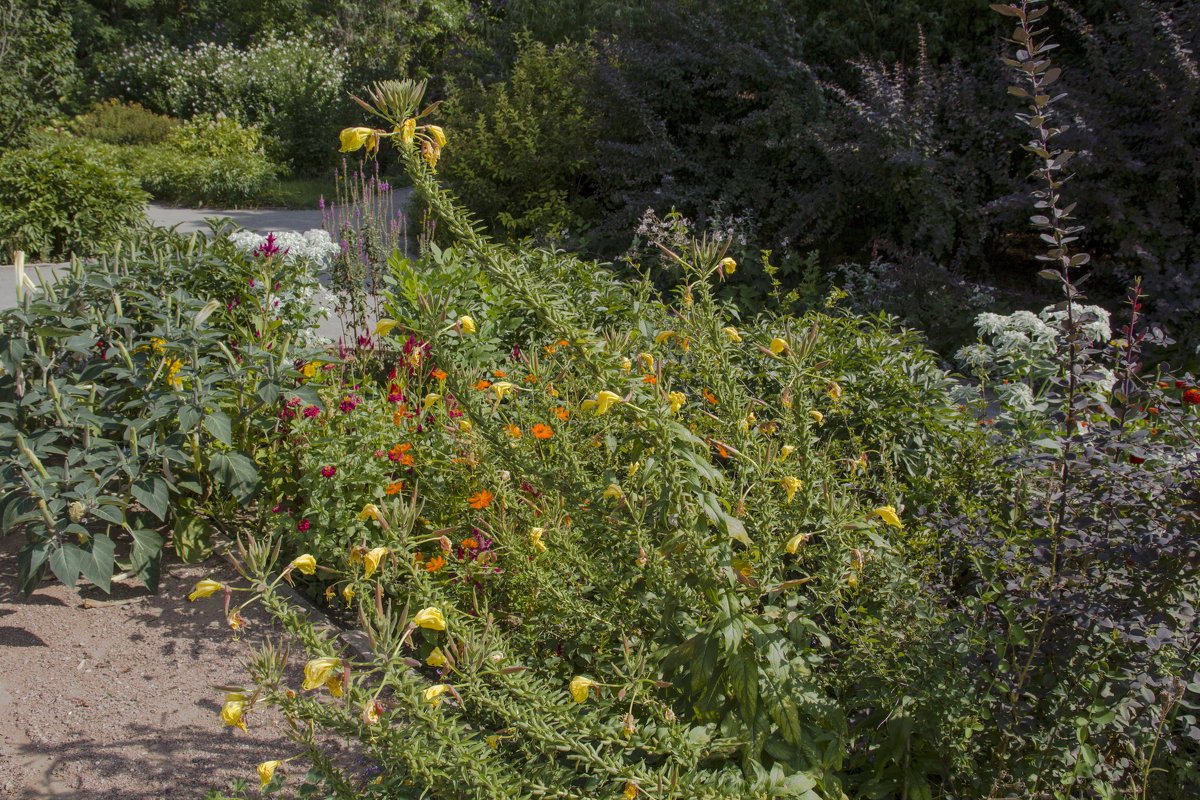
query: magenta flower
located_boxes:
[303,405,320,418]
[320,466,336,478]
[297,519,311,532]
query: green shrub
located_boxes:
[0,138,147,261]
[136,115,283,207]
[440,36,603,243]
[71,99,180,145]
[0,0,77,148]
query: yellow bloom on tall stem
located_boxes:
[603,485,623,501]
[723,326,741,342]
[290,554,317,575]
[667,391,686,415]
[424,684,448,706]
[782,476,802,503]
[779,445,795,460]
[339,127,373,153]
[413,606,446,630]
[492,381,515,400]
[399,118,416,145]
[720,257,737,275]
[426,647,448,668]
[569,676,596,703]
[358,504,385,524]
[363,546,388,577]
[654,330,675,345]
[257,761,281,788]
[188,578,223,601]
[302,657,341,691]
[874,506,903,528]
[595,391,621,414]
[427,125,446,147]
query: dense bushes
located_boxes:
[0,0,77,148]
[70,99,179,145]
[0,138,147,261]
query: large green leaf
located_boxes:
[208,450,259,505]
[203,410,232,446]
[17,540,50,596]
[80,534,116,593]
[130,529,164,591]
[131,476,169,521]
[48,542,85,588]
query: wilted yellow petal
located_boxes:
[257,761,280,788]
[427,125,447,147]
[654,331,675,345]
[492,382,515,400]
[874,506,903,528]
[413,606,446,630]
[400,118,416,146]
[220,698,248,732]
[458,315,476,334]
[363,546,388,578]
[339,127,372,153]
[667,391,686,415]
[723,326,741,342]
[782,476,802,503]
[290,554,317,575]
[424,683,448,705]
[188,578,223,601]
[302,657,341,691]
[603,485,623,501]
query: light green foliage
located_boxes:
[71,99,181,145]
[0,0,77,148]
[0,137,147,261]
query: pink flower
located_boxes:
[297,519,310,532]
[320,466,336,478]
[303,405,320,418]
[272,504,284,513]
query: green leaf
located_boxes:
[208,450,260,505]
[48,542,85,588]
[203,411,232,447]
[256,380,281,406]
[130,529,164,591]
[131,476,169,521]
[80,534,116,593]
[17,540,51,596]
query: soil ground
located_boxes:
[0,535,302,799]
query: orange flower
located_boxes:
[504,424,522,439]
[424,555,446,573]
[469,490,493,509]
[385,481,404,495]
[642,373,657,385]
[715,442,729,459]
[524,374,538,383]
[532,423,554,439]
[433,369,447,381]
[493,370,507,378]
[543,344,557,354]
[474,380,492,391]
[554,406,569,421]
[461,537,478,549]
[556,339,569,347]
[401,453,414,466]
[704,389,718,405]
[392,411,403,426]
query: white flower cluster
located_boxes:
[227,229,340,271]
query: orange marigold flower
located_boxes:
[554,406,569,421]
[424,555,446,573]
[385,481,404,495]
[642,373,657,385]
[524,374,538,383]
[493,370,507,378]
[704,389,718,405]
[469,490,493,509]
[504,424,522,439]
[393,411,403,426]
[461,537,478,549]
[532,423,554,439]
[543,344,557,354]
[474,380,492,391]
[401,454,414,466]
[433,369,447,381]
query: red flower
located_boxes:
[1183,388,1200,405]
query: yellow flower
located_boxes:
[654,330,675,345]
[167,359,184,390]
[188,578,223,601]
[620,357,632,372]
[424,393,441,409]
[580,399,598,412]
[720,257,737,274]
[785,532,808,554]
[339,127,372,152]
[770,337,788,356]
[458,315,476,334]
[362,701,381,726]
[639,353,653,370]
[782,476,802,503]
[257,761,280,788]
[486,735,500,749]
[569,676,596,703]
[529,527,547,552]
[374,318,398,337]
[358,504,385,524]
[364,546,388,578]
[667,391,686,415]
[291,554,317,575]
[595,390,621,415]
[627,461,640,479]
[827,381,843,401]
[342,584,355,606]
[424,684,448,706]
[399,118,416,145]
[874,506,903,528]
[808,410,824,424]
[302,657,341,691]
[301,362,317,379]
[492,381,515,400]
[723,326,741,342]
[603,484,623,501]
[458,418,472,432]
[779,444,795,461]
[623,781,640,799]
[426,647,448,668]
[427,125,447,147]
[325,675,344,697]
[220,696,248,732]
[413,606,446,630]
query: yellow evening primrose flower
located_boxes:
[580,399,598,413]
[628,461,640,479]
[458,314,476,334]
[358,504,384,524]
[808,410,824,424]
[426,647,448,668]
[220,696,248,732]
[828,381,843,401]
[423,393,441,409]
[302,657,341,691]
[342,584,355,606]
[785,532,808,554]
[874,506,903,528]
[529,527,547,552]
[595,390,621,414]
[667,391,686,415]
[654,330,675,345]
[291,554,317,575]
[362,701,381,726]
[620,357,632,372]
[339,127,372,153]
[782,476,802,503]
[399,118,416,145]
[639,353,653,370]
[257,761,280,788]
[413,606,446,630]
[427,125,447,147]
[424,684,448,706]
[624,781,640,800]
[779,444,796,461]
[723,326,741,342]
[188,578,223,601]
[492,381,515,400]
[374,318,398,337]
[720,257,737,274]
[569,676,596,703]
[603,485,623,501]
[770,337,788,356]
[363,546,388,578]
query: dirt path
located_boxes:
[0,535,301,799]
